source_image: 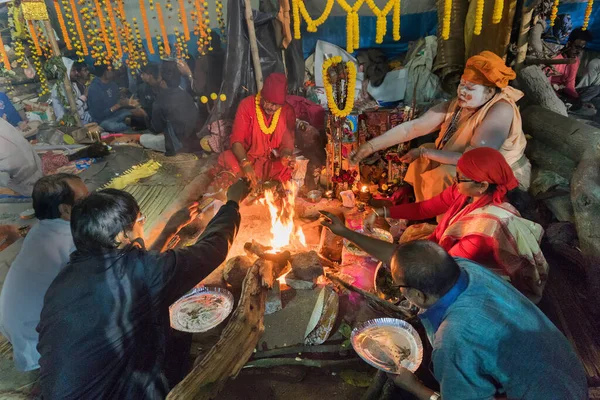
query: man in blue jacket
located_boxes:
[87,64,141,132]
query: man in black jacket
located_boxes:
[37,179,249,399]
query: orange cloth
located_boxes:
[462,51,516,88]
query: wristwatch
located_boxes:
[430,392,441,400]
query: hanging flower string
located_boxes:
[139,0,155,54]
[583,0,593,30]
[255,92,281,135]
[336,0,364,53]
[69,0,88,54]
[156,3,171,55]
[27,20,43,56]
[442,0,452,40]
[550,0,559,27]
[177,0,190,40]
[474,0,484,35]
[105,0,123,59]
[216,0,226,42]
[92,0,113,58]
[322,56,357,118]
[492,0,504,24]
[365,0,399,44]
[62,0,85,58]
[297,0,334,33]
[53,0,72,49]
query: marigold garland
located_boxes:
[292,0,301,39]
[176,0,190,40]
[53,0,71,49]
[336,0,363,53]
[92,0,113,58]
[156,3,171,56]
[27,20,43,56]
[550,0,559,27]
[393,0,401,40]
[492,0,504,24]
[297,0,334,33]
[216,0,226,42]
[322,56,357,118]
[442,0,452,40]
[474,0,484,35]
[365,0,399,44]
[583,0,593,31]
[0,31,10,71]
[69,0,88,54]
[255,92,282,135]
[61,0,85,58]
[139,0,155,54]
[104,0,123,59]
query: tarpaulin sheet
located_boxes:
[557,0,600,52]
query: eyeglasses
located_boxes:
[136,214,147,225]
[454,173,476,184]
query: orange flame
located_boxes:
[260,181,306,252]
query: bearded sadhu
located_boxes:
[351,51,531,202]
[218,73,295,187]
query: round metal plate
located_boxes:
[169,287,234,333]
[344,228,393,256]
[351,318,423,373]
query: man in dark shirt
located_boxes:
[138,63,162,118]
[87,64,141,132]
[141,61,201,156]
[37,179,250,399]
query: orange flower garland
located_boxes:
[69,0,88,54]
[104,0,123,59]
[178,0,190,40]
[27,20,43,56]
[0,32,10,71]
[156,3,171,56]
[583,0,593,31]
[139,0,155,54]
[194,0,208,55]
[92,0,113,58]
[53,0,72,50]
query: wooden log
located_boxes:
[168,261,267,399]
[571,144,600,314]
[521,105,600,162]
[517,67,568,116]
[223,255,254,290]
[525,139,576,181]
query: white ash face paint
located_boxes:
[456,80,495,109]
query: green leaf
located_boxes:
[338,322,352,339]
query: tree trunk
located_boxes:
[518,67,568,116]
[525,139,576,181]
[521,105,600,161]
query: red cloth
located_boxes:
[218,95,295,181]
[548,54,581,99]
[388,185,499,265]
[262,73,288,105]
[285,95,325,131]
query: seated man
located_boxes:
[140,61,201,156]
[87,64,141,132]
[0,174,88,371]
[0,118,43,196]
[351,51,530,202]
[0,91,23,127]
[51,58,92,125]
[319,216,588,400]
[138,63,162,119]
[37,179,249,398]
[218,72,295,186]
[547,28,595,109]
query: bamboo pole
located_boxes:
[243,0,264,91]
[43,20,82,127]
[514,0,536,72]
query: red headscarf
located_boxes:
[261,73,288,105]
[430,147,519,244]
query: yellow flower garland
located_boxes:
[550,0,559,27]
[292,0,301,39]
[322,56,357,118]
[255,93,282,135]
[492,0,504,24]
[365,0,399,44]
[298,0,334,33]
[474,0,484,35]
[583,0,593,31]
[442,0,452,40]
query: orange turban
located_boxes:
[261,72,288,105]
[461,51,516,88]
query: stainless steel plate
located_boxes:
[351,318,423,373]
[343,228,393,256]
[169,286,234,333]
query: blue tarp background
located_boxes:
[558,2,600,51]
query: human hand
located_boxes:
[387,368,422,392]
[349,142,374,165]
[242,164,258,188]
[319,210,347,236]
[177,59,192,77]
[400,148,421,164]
[364,211,377,232]
[166,202,200,232]
[281,155,294,168]
[227,178,251,203]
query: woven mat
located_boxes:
[146,151,198,164]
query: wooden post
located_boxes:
[514,0,536,72]
[244,0,264,91]
[43,20,82,127]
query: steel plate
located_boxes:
[169,286,234,333]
